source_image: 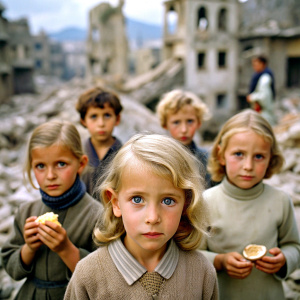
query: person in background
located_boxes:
[1,120,102,300]
[76,87,123,197]
[247,55,276,125]
[199,109,300,300]
[156,89,214,188]
[64,133,218,300]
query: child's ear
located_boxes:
[217,145,226,166]
[115,114,121,126]
[78,155,88,175]
[106,188,122,217]
[197,120,202,129]
[80,119,87,128]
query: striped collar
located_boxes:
[108,238,179,285]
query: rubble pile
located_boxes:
[0,78,299,299]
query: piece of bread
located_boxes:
[243,244,267,261]
[36,212,61,226]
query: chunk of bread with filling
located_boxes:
[36,212,61,226]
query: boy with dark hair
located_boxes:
[76,87,123,197]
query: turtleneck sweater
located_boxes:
[200,177,300,300]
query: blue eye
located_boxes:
[234,152,243,157]
[58,162,66,168]
[36,163,44,170]
[172,120,180,125]
[255,154,264,160]
[187,119,195,124]
[132,196,143,204]
[162,198,175,206]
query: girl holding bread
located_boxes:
[199,109,300,299]
[64,133,218,300]
[1,120,102,300]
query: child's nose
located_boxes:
[243,157,253,170]
[97,117,105,126]
[47,168,57,179]
[180,123,187,133]
[145,204,161,225]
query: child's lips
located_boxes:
[143,232,163,238]
[240,175,254,180]
[47,184,60,190]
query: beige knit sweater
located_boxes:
[64,245,218,300]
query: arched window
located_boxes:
[197,7,208,31]
[218,8,227,31]
[167,5,178,34]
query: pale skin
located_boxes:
[107,159,185,271]
[81,104,120,160]
[214,130,286,279]
[21,145,88,272]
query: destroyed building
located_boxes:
[33,31,66,79]
[8,18,35,95]
[0,2,12,103]
[86,0,128,80]
[87,0,299,124]
[163,0,239,114]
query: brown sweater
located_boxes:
[64,245,219,300]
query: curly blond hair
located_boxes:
[156,89,210,128]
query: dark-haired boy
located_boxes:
[76,87,123,197]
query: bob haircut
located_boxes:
[24,120,84,188]
[93,133,210,251]
[208,109,284,182]
[76,86,123,121]
[156,89,210,128]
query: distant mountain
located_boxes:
[48,18,162,42]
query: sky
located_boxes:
[1,0,165,34]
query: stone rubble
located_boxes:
[0,78,299,299]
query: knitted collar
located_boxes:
[222,176,264,201]
[40,175,86,210]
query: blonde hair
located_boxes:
[208,109,284,182]
[156,89,210,127]
[93,133,210,251]
[24,120,84,188]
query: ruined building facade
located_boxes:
[0,3,12,103]
[0,2,34,103]
[8,18,34,95]
[86,0,128,79]
[33,32,66,79]
[163,0,239,113]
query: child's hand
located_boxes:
[23,216,43,252]
[37,221,69,253]
[37,221,80,272]
[214,252,254,279]
[255,247,286,274]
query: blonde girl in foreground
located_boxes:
[200,109,300,300]
[64,133,218,300]
[1,120,102,300]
